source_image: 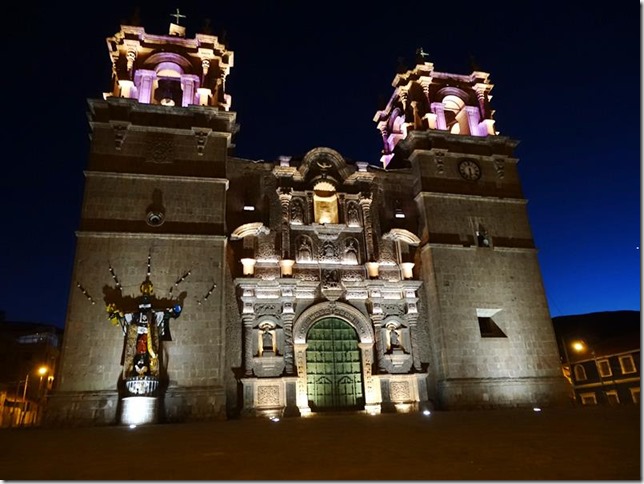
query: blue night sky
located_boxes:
[1,2,640,328]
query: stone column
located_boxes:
[242,312,256,377]
[337,193,346,225]
[371,315,386,373]
[293,343,311,415]
[125,45,137,73]
[399,89,408,111]
[465,106,481,137]
[281,290,296,375]
[359,192,375,262]
[378,124,390,151]
[430,102,447,130]
[181,74,199,107]
[201,58,211,81]
[358,342,381,414]
[405,293,422,371]
[135,70,156,104]
[473,83,490,119]
[277,187,292,259]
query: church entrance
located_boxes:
[305,318,364,411]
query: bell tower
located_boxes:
[374,53,569,408]
[46,16,238,425]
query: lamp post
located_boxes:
[560,336,576,404]
[20,366,48,426]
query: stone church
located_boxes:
[45,17,569,426]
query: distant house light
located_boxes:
[243,204,255,211]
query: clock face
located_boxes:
[458,160,481,181]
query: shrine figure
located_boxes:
[297,237,312,262]
[107,278,182,383]
[258,322,277,356]
[385,322,406,353]
[347,203,360,225]
[290,200,304,224]
[344,239,359,264]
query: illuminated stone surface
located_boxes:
[45,16,569,426]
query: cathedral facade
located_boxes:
[45,19,569,426]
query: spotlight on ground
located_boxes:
[533,407,542,412]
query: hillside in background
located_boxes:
[552,310,640,357]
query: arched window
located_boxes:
[574,364,587,382]
[154,62,184,106]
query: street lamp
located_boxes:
[20,366,48,426]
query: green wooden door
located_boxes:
[306,318,364,411]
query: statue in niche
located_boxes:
[344,239,359,264]
[258,323,277,356]
[290,200,304,224]
[385,322,406,354]
[347,203,360,226]
[297,237,312,262]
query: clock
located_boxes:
[458,160,481,181]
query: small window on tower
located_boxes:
[478,317,507,338]
[476,308,506,338]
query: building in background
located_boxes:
[45,15,569,426]
[0,315,61,427]
[554,310,640,406]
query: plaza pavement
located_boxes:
[0,405,639,480]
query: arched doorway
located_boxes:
[305,317,364,411]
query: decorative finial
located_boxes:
[171,8,186,25]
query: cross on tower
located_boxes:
[170,8,186,25]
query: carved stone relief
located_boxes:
[319,241,339,262]
[257,385,280,406]
[341,270,365,282]
[494,159,505,179]
[382,304,404,317]
[290,198,305,225]
[390,381,411,402]
[146,132,175,163]
[294,270,319,282]
[256,233,277,261]
[378,238,396,265]
[321,269,340,289]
